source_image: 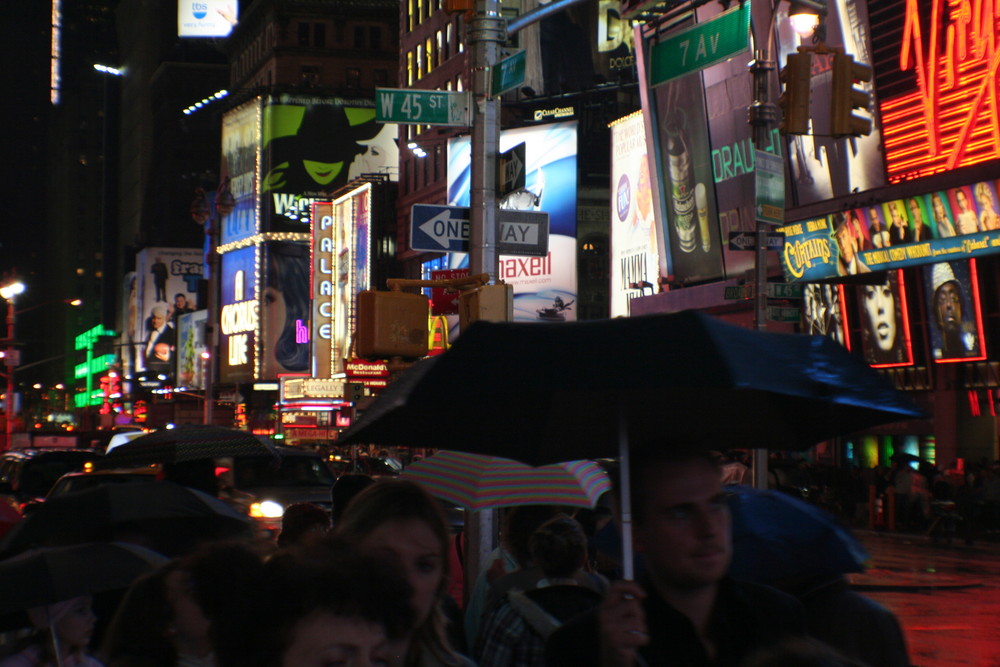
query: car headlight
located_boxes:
[249,500,284,519]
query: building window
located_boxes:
[426,37,434,74]
[355,26,365,48]
[374,69,389,86]
[301,65,320,85]
[298,22,310,46]
[370,26,382,50]
[346,67,361,89]
[408,0,415,31]
[416,44,424,79]
[407,51,414,85]
[314,23,326,48]
[437,30,445,65]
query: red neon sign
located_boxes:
[880,0,1000,181]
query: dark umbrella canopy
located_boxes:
[726,484,869,584]
[0,541,168,615]
[99,425,280,469]
[339,311,924,464]
[0,481,253,557]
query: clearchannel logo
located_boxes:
[191,2,209,20]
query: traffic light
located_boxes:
[345,382,365,403]
[779,51,812,135]
[355,290,429,360]
[830,52,873,137]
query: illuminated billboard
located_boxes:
[447,122,578,322]
[610,111,658,316]
[871,0,1000,182]
[262,94,395,232]
[311,186,372,378]
[178,1,238,38]
[779,178,1000,281]
[219,246,258,384]
[803,283,850,350]
[219,100,260,246]
[131,248,203,382]
[177,310,209,390]
[856,270,914,368]
[921,259,987,363]
[260,241,311,380]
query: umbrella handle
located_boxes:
[618,406,634,582]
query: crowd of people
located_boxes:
[12,445,991,666]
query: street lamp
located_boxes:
[1,280,26,450]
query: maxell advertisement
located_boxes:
[219,100,260,247]
[219,246,258,384]
[779,178,1000,281]
[311,186,372,378]
[262,94,396,233]
[260,241,311,380]
[132,248,203,380]
[610,111,658,317]
[447,122,578,323]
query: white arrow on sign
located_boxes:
[418,210,470,250]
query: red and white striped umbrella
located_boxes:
[401,450,611,511]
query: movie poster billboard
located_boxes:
[312,186,371,378]
[921,259,987,363]
[870,0,1000,183]
[803,283,850,349]
[177,310,208,390]
[447,122,578,323]
[775,0,886,204]
[856,270,914,368]
[779,178,1000,282]
[219,100,260,247]
[610,111,658,316]
[219,246,258,384]
[132,248,203,379]
[260,241,311,380]
[262,94,397,233]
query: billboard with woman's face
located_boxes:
[857,270,913,367]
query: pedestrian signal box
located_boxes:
[355,291,429,360]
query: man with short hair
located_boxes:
[546,446,804,666]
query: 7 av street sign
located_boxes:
[376,88,470,126]
[649,3,750,86]
[410,204,549,256]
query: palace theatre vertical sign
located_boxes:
[872,0,1000,181]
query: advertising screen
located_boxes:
[177,310,209,390]
[262,94,395,233]
[610,111,658,317]
[132,248,203,380]
[219,246,258,384]
[779,178,1000,281]
[803,283,850,349]
[856,270,914,368]
[311,186,371,378]
[447,122,578,323]
[922,259,987,363]
[870,0,1000,182]
[219,100,260,246]
[178,1,238,38]
[260,241,311,380]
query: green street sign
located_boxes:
[492,50,526,96]
[755,149,785,225]
[767,283,803,299]
[649,3,750,86]
[376,88,471,126]
[767,306,802,322]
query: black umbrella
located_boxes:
[0,481,254,557]
[99,425,280,469]
[340,311,924,461]
[339,311,923,577]
[0,541,168,615]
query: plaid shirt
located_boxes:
[474,597,546,667]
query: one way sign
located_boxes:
[410,204,549,256]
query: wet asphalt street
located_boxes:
[849,529,1000,667]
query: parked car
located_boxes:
[0,448,104,514]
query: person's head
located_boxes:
[907,198,924,223]
[833,217,856,265]
[975,181,995,210]
[501,504,563,568]
[931,263,962,332]
[956,188,971,211]
[333,480,450,629]
[29,596,97,657]
[890,202,906,227]
[150,305,168,330]
[330,473,375,524]
[630,445,731,594]
[174,293,189,308]
[214,540,414,667]
[868,206,883,229]
[862,278,898,353]
[277,502,331,548]
[931,192,948,221]
[528,515,588,579]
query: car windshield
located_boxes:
[18,452,102,499]
[231,455,336,489]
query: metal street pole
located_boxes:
[4,299,14,451]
